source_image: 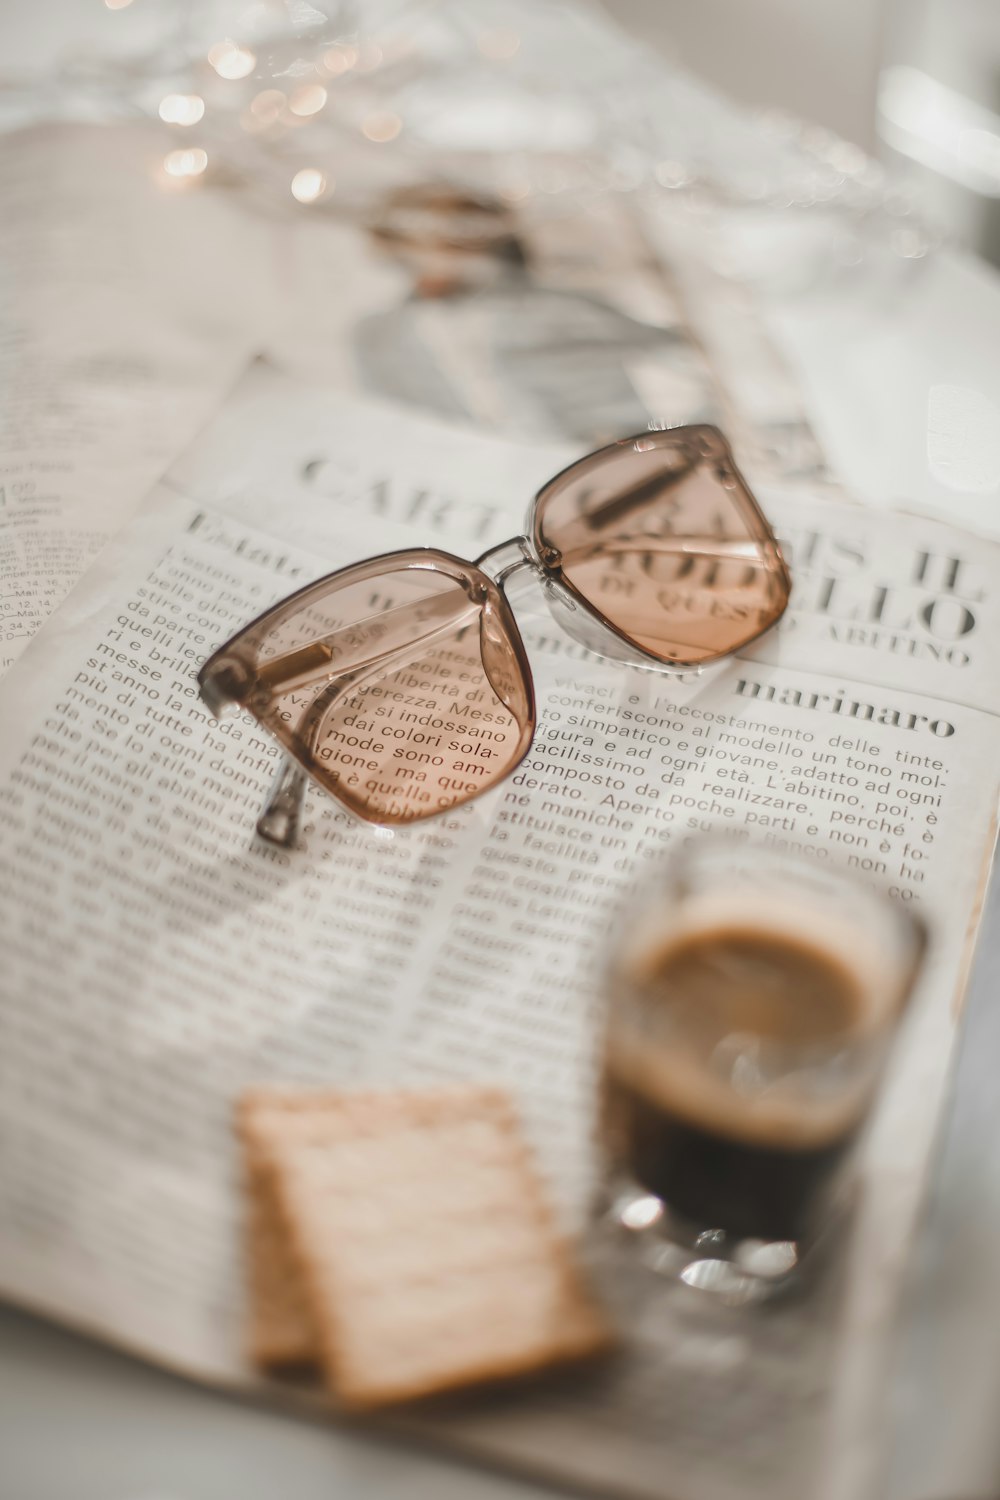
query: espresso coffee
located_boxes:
[603,925,873,1243]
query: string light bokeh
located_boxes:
[87,0,938,264]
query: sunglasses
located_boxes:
[198,426,790,846]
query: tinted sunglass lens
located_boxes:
[534,431,789,666]
[208,554,534,825]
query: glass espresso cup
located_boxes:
[598,837,926,1299]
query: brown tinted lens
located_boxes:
[534,430,790,666]
[235,554,533,824]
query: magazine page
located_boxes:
[0,365,997,1500]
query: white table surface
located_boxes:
[0,1299,563,1500]
[3,5,1000,1499]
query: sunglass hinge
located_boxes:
[199,657,252,719]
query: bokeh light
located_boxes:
[164,147,209,178]
[158,94,206,126]
[291,168,327,203]
[208,40,257,81]
[288,84,328,119]
[361,111,402,143]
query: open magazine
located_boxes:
[0,362,997,1500]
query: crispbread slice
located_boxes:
[241,1085,611,1410]
[237,1095,318,1369]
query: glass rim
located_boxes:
[608,829,929,1054]
[660,828,929,936]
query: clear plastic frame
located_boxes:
[198,426,791,842]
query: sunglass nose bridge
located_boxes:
[474,535,536,589]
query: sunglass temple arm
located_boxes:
[257,755,308,848]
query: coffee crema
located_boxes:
[603,924,878,1242]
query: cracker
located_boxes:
[241,1085,611,1410]
[237,1095,317,1369]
